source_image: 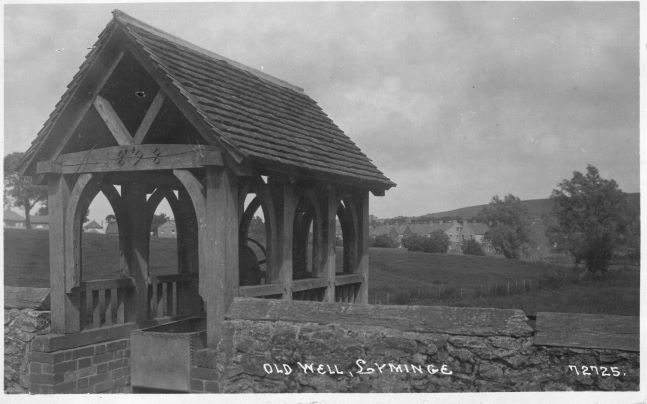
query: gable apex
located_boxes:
[21,10,395,191]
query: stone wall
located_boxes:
[190,299,639,393]
[5,309,50,393]
[5,297,640,393]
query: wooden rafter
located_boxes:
[93,95,134,145]
[49,49,126,162]
[133,90,166,144]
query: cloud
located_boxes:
[4,3,638,219]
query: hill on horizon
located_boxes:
[416,192,639,222]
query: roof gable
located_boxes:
[84,220,103,229]
[21,10,394,191]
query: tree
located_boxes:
[402,231,449,253]
[150,213,169,236]
[372,234,398,248]
[547,165,636,273]
[478,194,530,259]
[105,214,117,223]
[4,152,47,229]
[422,230,450,253]
[462,238,485,256]
[401,234,424,251]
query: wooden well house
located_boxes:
[20,10,394,348]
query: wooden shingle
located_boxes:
[21,10,395,191]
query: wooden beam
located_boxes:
[64,173,100,293]
[334,273,363,286]
[238,283,283,298]
[120,37,245,162]
[80,277,135,292]
[38,144,223,174]
[48,48,125,164]
[291,278,328,293]
[93,94,134,146]
[121,183,150,322]
[48,174,81,333]
[133,90,166,144]
[269,178,295,300]
[36,161,61,174]
[321,187,336,302]
[356,191,370,303]
[203,167,239,347]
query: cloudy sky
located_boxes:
[4,2,639,219]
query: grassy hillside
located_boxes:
[4,228,179,288]
[419,193,639,221]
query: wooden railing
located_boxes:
[238,283,283,299]
[148,273,200,319]
[292,278,328,302]
[80,277,136,330]
[335,274,362,303]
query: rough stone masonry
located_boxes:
[4,297,640,393]
[188,298,639,393]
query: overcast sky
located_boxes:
[4,2,639,220]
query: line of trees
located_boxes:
[401,230,450,253]
[476,165,638,273]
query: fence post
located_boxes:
[507,282,510,295]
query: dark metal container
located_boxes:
[130,317,206,392]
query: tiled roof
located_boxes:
[84,220,103,229]
[22,10,394,190]
[466,222,489,235]
[3,210,25,222]
[30,215,49,224]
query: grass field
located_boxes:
[4,229,639,316]
[4,228,179,287]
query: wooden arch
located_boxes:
[292,189,323,278]
[336,196,360,273]
[64,174,125,292]
[145,185,200,275]
[238,176,277,285]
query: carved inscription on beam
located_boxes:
[36,144,223,174]
[93,95,134,145]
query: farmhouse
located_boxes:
[29,215,49,230]
[3,210,25,228]
[157,220,177,238]
[17,10,393,393]
[83,219,103,233]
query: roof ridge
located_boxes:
[111,9,304,93]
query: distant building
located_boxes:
[84,220,104,233]
[4,210,25,228]
[29,215,49,230]
[158,220,177,238]
[370,219,495,254]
